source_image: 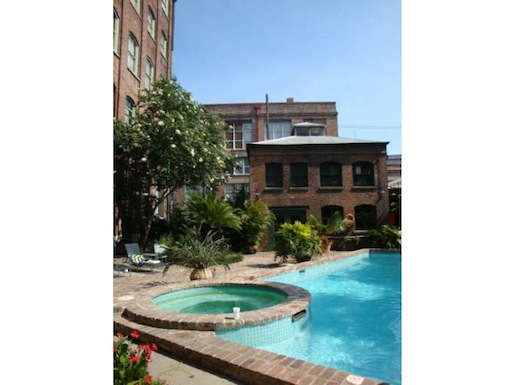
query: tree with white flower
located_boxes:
[114,78,237,246]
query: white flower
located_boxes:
[171,144,176,148]
[190,148,195,156]
[158,121,164,126]
[175,129,181,135]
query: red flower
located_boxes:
[113,346,117,353]
[130,331,140,339]
[144,374,153,384]
[129,355,141,363]
[151,343,158,351]
[116,332,124,338]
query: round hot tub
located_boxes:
[152,284,287,314]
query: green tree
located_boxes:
[114,78,237,247]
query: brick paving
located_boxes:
[114,249,389,385]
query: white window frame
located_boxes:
[233,157,250,175]
[226,121,252,149]
[145,57,155,90]
[160,32,168,58]
[267,120,292,140]
[113,9,120,53]
[147,7,156,39]
[124,97,136,122]
[127,33,139,75]
[130,0,140,13]
[161,0,169,15]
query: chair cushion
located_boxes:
[130,254,146,264]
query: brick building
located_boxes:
[203,98,389,250]
[113,0,177,121]
[113,0,177,245]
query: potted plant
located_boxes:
[307,212,349,252]
[274,221,322,263]
[163,228,236,280]
[235,200,275,254]
[369,225,401,249]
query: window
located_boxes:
[266,163,283,188]
[161,0,169,15]
[130,0,140,13]
[113,9,120,53]
[127,33,139,75]
[160,32,168,58]
[225,121,252,149]
[353,162,375,186]
[320,162,342,186]
[266,120,292,140]
[124,97,136,122]
[291,163,308,187]
[224,183,249,202]
[147,7,156,39]
[233,157,250,175]
[145,57,154,90]
[321,206,344,225]
[355,205,377,230]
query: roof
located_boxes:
[248,135,389,146]
[293,121,326,127]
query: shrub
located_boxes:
[113,330,166,385]
[369,225,401,249]
[274,221,322,263]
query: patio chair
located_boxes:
[154,243,171,263]
[124,243,162,272]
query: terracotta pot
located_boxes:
[190,268,214,280]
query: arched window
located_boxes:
[353,161,375,186]
[320,162,342,186]
[160,32,168,58]
[127,33,139,75]
[355,204,377,230]
[124,97,136,122]
[145,57,155,90]
[147,7,156,39]
[113,9,120,53]
[321,205,344,225]
[161,0,169,15]
[291,162,308,187]
[265,163,283,188]
[130,0,140,13]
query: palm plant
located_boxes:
[184,192,241,236]
[163,227,236,280]
[234,200,275,253]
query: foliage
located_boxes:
[114,331,166,385]
[163,228,236,274]
[114,77,237,246]
[307,212,354,236]
[274,221,322,263]
[155,232,174,248]
[234,200,275,252]
[369,225,401,249]
[183,192,241,236]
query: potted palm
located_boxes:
[307,212,346,252]
[163,228,236,280]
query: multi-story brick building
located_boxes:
[204,98,390,250]
[113,0,177,245]
[113,0,177,121]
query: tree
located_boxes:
[114,78,237,247]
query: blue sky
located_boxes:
[172,0,401,155]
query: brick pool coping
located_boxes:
[114,249,392,385]
[122,280,312,331]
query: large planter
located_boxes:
[190,268,214,280]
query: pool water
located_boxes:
[152,285,287,314]
[220,252,401,385]
[264,252,401,385]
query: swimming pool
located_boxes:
[218,251,401,385]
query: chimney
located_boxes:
[286,97,294,103]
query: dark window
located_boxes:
[266,163,283,188]
[355,204,377,230]
[353,162,375,186]
[291,163,308,187]
[321,205,344,225]
[320,162,342,186]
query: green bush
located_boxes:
[274,221,322,263]
[369,225,401,249]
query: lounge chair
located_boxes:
[154,243,171,263]
[124,243,162,272]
